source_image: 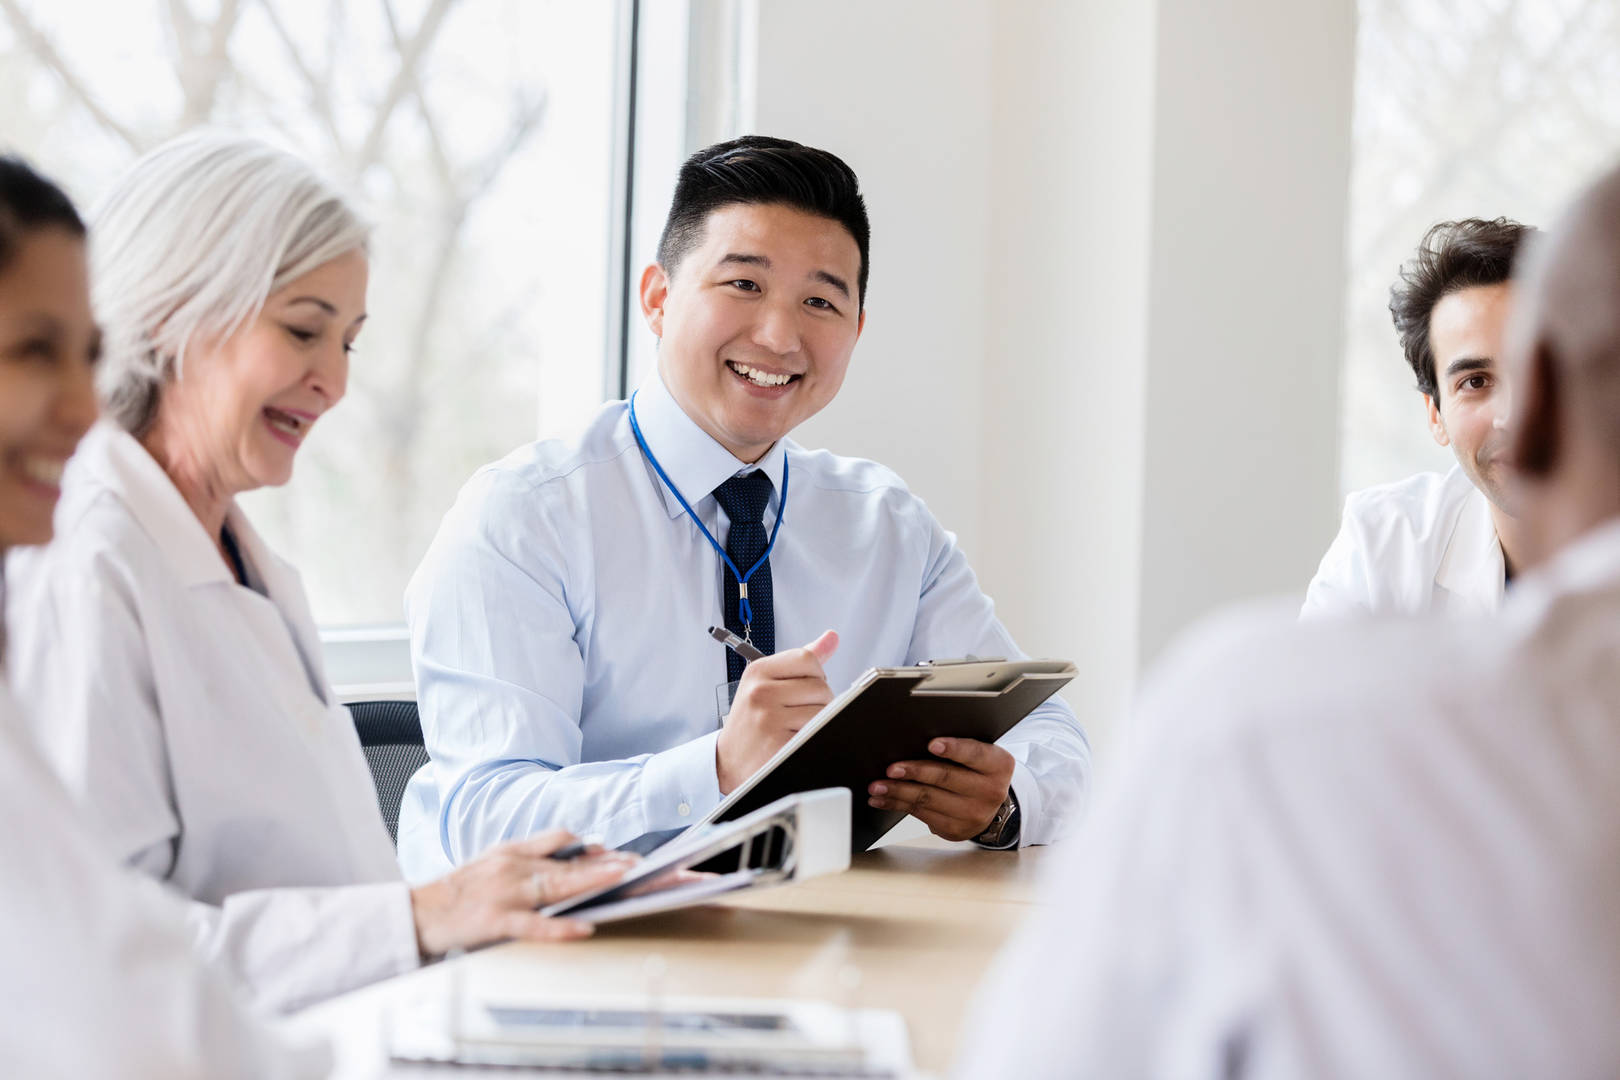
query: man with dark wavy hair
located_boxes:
[1304,217,1535,617]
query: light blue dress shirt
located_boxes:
[396,374,1091,880]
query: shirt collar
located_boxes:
[1435,483,1506,610]
[630,371,788,521]
[73,421,273,591]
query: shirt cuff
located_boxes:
[638,729,723,835]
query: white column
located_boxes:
[982,0,1159,743]
[983,0,1355,747]
[1134,0,1354,662]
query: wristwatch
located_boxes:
[974,789,1020,849]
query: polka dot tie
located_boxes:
[711,469,776,684]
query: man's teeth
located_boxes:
[19,456,64,487]
[729,362,795,387]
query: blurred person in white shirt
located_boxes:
[0,152,323,1079]
[959,166,1620,1079]
[1304,218,1535,617]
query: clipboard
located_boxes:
[696,658,1076,853]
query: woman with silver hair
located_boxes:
[6,133,633,1014]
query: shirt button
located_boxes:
[677,802,691,817]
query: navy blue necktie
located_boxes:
[712,470,775,683]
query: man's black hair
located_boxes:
[0,155,86,273]
[655,135,870,308]
[1389,217,1533,403]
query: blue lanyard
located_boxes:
[627,390,789,640]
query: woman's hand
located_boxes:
[409,829,636,958]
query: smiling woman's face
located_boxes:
[0,226,99,550]
[156,248,368,494]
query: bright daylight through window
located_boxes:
[0,0,625,626]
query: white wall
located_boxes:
[1135,0,1354,661]
[981,1,1158,744]
[750,0,1354,754]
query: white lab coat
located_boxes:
[0,682,325,1077]
[957,518,1620,1079]
[1301,464,1504,618]
[6,423,419,1014]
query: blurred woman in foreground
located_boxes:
[0,153,318,1077]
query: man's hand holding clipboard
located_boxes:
[867,736,1018,843]
[699,636,1075,852]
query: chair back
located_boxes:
[347,699,428,845]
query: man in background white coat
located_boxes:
[1304,218,1534,617]
[958,166,1620,1078]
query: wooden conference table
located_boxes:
[293,834,1058,1076]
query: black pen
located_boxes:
[708,624,766,663]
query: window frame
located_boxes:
[327,0,753,699]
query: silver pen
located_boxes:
[708,624,766,663]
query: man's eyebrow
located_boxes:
[286,296,338,315]
[812,270,851,300]
[715,253,851,300]
[1445,356,1494,377]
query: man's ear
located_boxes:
[1508,341,1561,478]
[855,306,866,341]
[639,263,670,338]
[1424,392,1450,447]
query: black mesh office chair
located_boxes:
[347,699,428,845]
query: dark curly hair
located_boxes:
[1389,217,1533,403]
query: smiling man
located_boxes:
[1303,218,1535,617]
[396,136,1090,877]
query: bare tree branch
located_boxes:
[462,91,548,200]
[380,0,454,189]
[322,0,343,112]
[353,0,457,171]
[180,0,244,128]
[166,0,198,52]
[0,0,142,150]
[255,0,345,151]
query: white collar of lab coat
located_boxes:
[630,370,788,522]
[1434,476,1506,612]
[75,422,288,594]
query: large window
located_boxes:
[1342,0,1620,495]
[0,0,630,627]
